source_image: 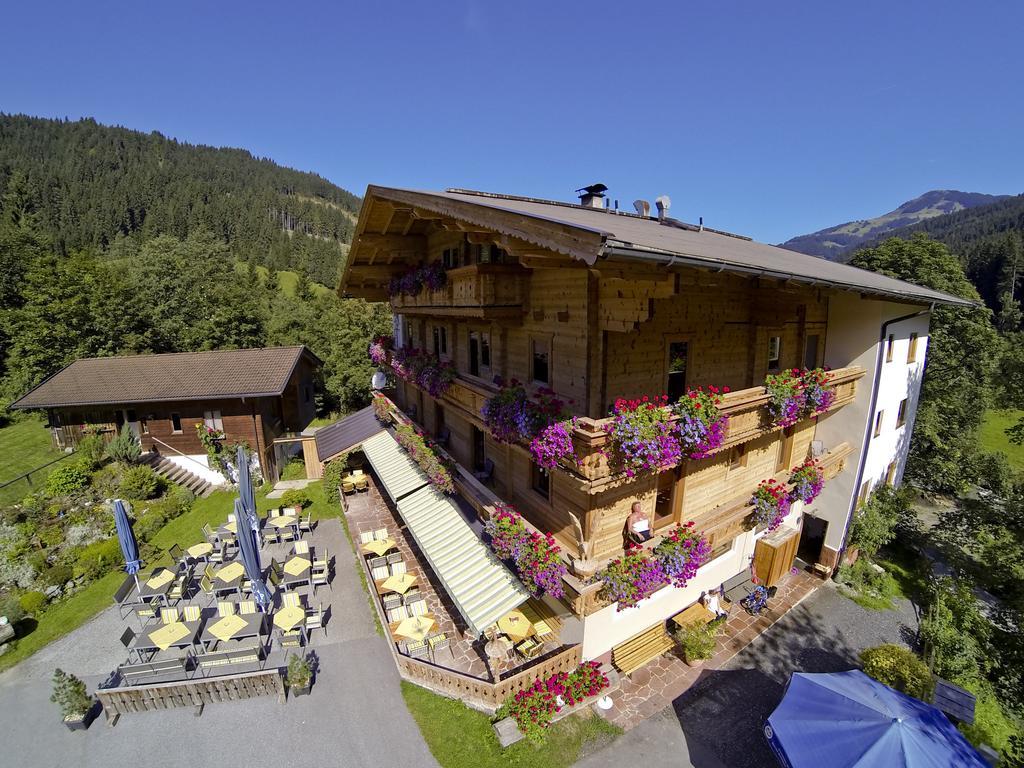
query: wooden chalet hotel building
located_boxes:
[12,346,321,486]
[341,184,969,665]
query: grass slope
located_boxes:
[401,682,621,768]
[979,409,1024,472]
[232,262,334,298]
[0,480,337,673]
[0,417,67,507]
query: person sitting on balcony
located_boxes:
[626,502,653,543]
[701,590,727,619]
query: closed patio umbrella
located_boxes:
[236,445,259,534]
[112,499,142,593]
[234,497,272,611]
[766,670,987,768]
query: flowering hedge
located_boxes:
[481,380,571,445]
[371,393,392,424]
[529,418,578,470]
[496,661,610,743]
[596,546,667,610]
[653,522,711,587]
[765,367,834,428]
[484,504,566,598]
[788,458,824,504]
[672,386,730,459]
[394,424,454,493]
[751,478,791,531]
[604,396,682,478]
[388,262,447,297]
[368,335,392,366]
[390,348,457,398]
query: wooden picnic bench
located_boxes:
[117,654,192,684]
[670,602,715,629]
[196,643,265,670]
[612,623,674,676]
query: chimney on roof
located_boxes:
[633,199,651,218]
[576,183,608,209]
[655,195,671,222]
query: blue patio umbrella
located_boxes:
[236,445,259,534]
[766,670,987,768]
[112,499,142,592]
[234,497,272,611]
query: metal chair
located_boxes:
[389,559,407,577]
[386,604,408,623]
[306,603,325,636]
[382,594,403,611]
[166,543,184,564]
[160,607,180,624]
[183,604,202,622]
[282,592,302,609]
[406,596,428,617]
[369,557,389,581]
[299,510,313,533]
[406,640,429,660]
[239,600,256,615]
[373,528,389,541]
[358,530,375,545]
[217,601,236,617]
[294,540,310,556]
[428,632,452,661]
[202,523,217,544]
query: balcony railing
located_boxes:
[428,366,866,487]
[391,263,529,320]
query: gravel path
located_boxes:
[577,583,920,768]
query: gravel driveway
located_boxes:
[577,583,920,768]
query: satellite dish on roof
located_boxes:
[633,199,651,218]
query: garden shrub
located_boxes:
[848,485,909,558]
[39,525,65,549]
[105,424,141,464]
[920,578,989,683]
[72,537,122,580]
[40,564,73,588]
[280,458,307,481]
[118,465,163,500]
[958,679,1018,756]
[45,465,91,498]
[281,488,313,509]
[26,550,48,574]
[0,595,25,624]
[323,456,349,504]
[74,433,106,471]
[18,590,47,616]
[859,644,934,700]
[91,464,121,496]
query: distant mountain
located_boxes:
[0,114,360,286]
[781,190,1012,261]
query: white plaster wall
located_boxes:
[814,295,931,552]
[164,454,229,486]
[581,530,752,660]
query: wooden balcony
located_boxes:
[391,263,529,321]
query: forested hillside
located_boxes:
[0,117,389,418]
[0,114,360,286]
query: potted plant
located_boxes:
[675,620,720,667]
[51,668,96,730]
[286,654,313,697]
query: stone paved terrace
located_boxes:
[342,474,549,681]
[604,568,820,730]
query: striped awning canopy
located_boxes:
[360,430,529,636]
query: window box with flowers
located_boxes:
[604,395,682,478]
[388,262,447,298]
[389,348,457,398]
[671,385,730,459]
[394,423,454,493]
[481,380,573,447]
[494,661,610,744]
[595,545,667,610]
[788,458,824,504]
[484,503,567,598]
[368,334,393,366]
[751,478,791,532]
[653,522,711,588]
[764,367,835,428]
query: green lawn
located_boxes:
[401,682,621,768]
[979,409,1024,472]
[0,480,340,673]
[0,417,67,507]
[233,262,333,298]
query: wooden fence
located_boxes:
[96,668,285,725]
[396,644,583,712]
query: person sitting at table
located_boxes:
[701,590,727,618]
[626,502,653,543]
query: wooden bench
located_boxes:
[670,602,715,630]
[612,623,674,675]
[196,644,264,670]
[118,654,191,684]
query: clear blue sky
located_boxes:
[1,1,1021,244]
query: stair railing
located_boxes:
[148,436,219,478]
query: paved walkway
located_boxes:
[577,584,920,768]
[0,518,438,768]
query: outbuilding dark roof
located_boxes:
[314,406,383,462]
[11,346,321,409]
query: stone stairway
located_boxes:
[140,452,217,498]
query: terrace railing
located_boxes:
[391,263,529,321]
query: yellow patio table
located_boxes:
[273,605,306,632]
[497,610,534,641]
[284,557,311,577]
[215,561,245,583]
[394,615,436,643]
[267,515,297,530]
[187,542,213,559]
[146,568,175,590]
[361,538,396,557]
[208,614,247,643]
[381,573,417,595]
[149,621,191,651]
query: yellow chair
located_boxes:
[239,600,256,615]
[160,607,180,624]
[282,592,302,608]
[533,620,554,641]
[199,575,214,597]
[342,481,355,495]
[217,601,236,618]
[373,528,388,541]
[294,541,310,556]
[183,604,201,622]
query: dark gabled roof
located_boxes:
[11,346,322,410]
[352,186,975,308]
[313,406,383,462]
